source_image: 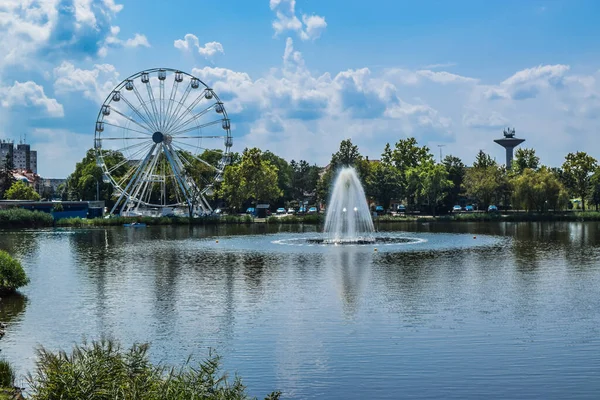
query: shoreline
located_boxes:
[2,209,600,229]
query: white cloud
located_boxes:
[481,64,570,101]
[0,0,148,69]
[174,34,224,60]
[462,111,509,129]
[270,0,327,41]
[53,62,120,103]
[0,81,64,117]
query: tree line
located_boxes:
[55,138,600,213]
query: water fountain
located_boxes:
[323,167,375,244]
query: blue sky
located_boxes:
[1,0,599,177]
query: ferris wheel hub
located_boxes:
[152,131,164,144]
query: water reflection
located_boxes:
[330,248,371,318]
[0,293,27,325]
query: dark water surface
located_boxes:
[1,222,600,399]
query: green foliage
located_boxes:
[442,155,466,209]
[562,151,597,210]
[510,167,569,212]
[387,137,435,210]
[55,215,254,227]
[27,338,280,400]
[268,214,323,224]
[0,208,54,228]
[0,360,15,388]
[390,137,433,172]
[289,160,320,202]
[262,151,292,203]
[406,162,453,215]
[589,168,600,210]
[464,165,505,208]
[4,180,41,201]
[473,150,497,169]
[0,250,29,295]
[65,149,127,204]
[512,148,540,174]
[219,148,283,209]
[366,162,402,210]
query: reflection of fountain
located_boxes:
[324,167,375,244]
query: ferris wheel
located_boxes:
[94,68,233,216]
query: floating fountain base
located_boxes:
[307,237,416,245]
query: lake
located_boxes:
[1,222,600,399]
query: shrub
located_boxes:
[27,339,280,400]
[0,251,29,295]
[0,359,15,387]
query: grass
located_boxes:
[26,338,279,400]
[55,214,254,227]
[0,209,53,228]
[267,214,324,224]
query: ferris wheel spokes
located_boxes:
[130,84,160,132]
[165,89,211,133]
[119,95,158,133]
[110,106,155,133]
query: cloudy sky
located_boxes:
[1,0,599,177]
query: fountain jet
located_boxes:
[323,167,375,244]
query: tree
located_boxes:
[65,149,128,205]
[406,161,452,216]
[390,137,434,210]
[511,167,569,212]
[262,150,292,204]
[473,150,497,169]
[290,160,320,203]
[512,148,540,174]
[219,148,282,209]
[391,137,433,172]
[318,139,369,203]
[0,153,15,199]
[590,168,600,211]
[464,165,504,209]
[366,162,402,210]
[562,151,597,211]
[218,163,245,211]
[330,139,363,169]
[4,180,41,201]
[442,155,466,210]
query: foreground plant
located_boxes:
[27,339,280,400]
[0,251,29,295]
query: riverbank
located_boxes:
[3,209,600,229]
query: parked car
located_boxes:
[452,205,462,212]
[245,207,255,215]
[276,207,286,214]
[287,208,295,214]
[307,206,318,214]
[397,204,406,213]
[487,205,498,213]
[297,207,306,214]
[375,205,385,215]
[465,205,474,212]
